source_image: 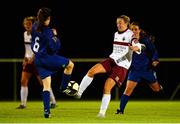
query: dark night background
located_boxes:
[0,0,179,101]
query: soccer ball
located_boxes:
[67,81,79,92]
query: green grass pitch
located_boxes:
[0,100,180,123]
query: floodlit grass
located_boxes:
[0,100,180,123]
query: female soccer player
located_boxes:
[17,16,56,109]
[31,7,74,118]
[72,15,142,118]
[116,22,163,114]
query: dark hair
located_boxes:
[131,21,155,42]
[131,21,148,38]
[36,7,51,31]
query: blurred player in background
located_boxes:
[17,16,56,109]
[116,22,163,114]
[69,15,142,118]
[31,7,74,118]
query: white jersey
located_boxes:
[24,31,34,58]
[109,29,141,69]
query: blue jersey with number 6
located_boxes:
[31,22,69,79]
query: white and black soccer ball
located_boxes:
[68,81,79,92]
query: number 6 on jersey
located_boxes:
[33,37,40,52]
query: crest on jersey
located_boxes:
[122,37,125,41]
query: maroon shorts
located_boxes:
[23,61,39,76]
[100,58,128,86]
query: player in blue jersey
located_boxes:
[116,22,163,114]
[31,7,74,118]
[17,16,57,109]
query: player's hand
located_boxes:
[152,61,159,67]
[129,44,140,52]
[27,58,34,64]
[22,58,28,69]
[24,57,33,64]
[22,60,26,69]
[52,28,58,42]
[52,28,57,36]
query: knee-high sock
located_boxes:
[99,94,111,115]
[50,88,56,104]
[20,86,28,106]
[78,75,93,96]
[60,73,71,90]
[42,91,50,112]
[120,94,129,112]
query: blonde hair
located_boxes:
[23,16,36,26]
[117,15,130,27]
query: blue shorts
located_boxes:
[34,54,69,79]
[127,69,157,84]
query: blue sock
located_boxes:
[60,73,71,90]
[120,94,129,112]
[42,91,50,113]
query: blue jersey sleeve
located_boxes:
[45,28,61,54]
[144,37,159,61]
[152,49,159,61]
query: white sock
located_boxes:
[99,94,111,115]
[78,75,93,96]
[50,88,56,104]
[20,86,28,106]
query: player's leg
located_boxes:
[116,69,139,114]
[49,87,56,108]
[149,82,161,92]
[17,71,32,109]
[76,63,106,98]
[116,80,137,114]
[146,70,163,92]
[60,60,74,91]
[98,65,128,117]
[97,78,116,118]
[149,81,165,98]
[36,75,43,85]
[42,76,51,118]
[36,75,56,108]
[76,58,113,98]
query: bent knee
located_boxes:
[67,60,74,69]
[150,82,161,92]
[124,88,133,96]
[21,78,28,86]
[64,61,74,74]
[87,69,95,77]
[152,88,160,92]
[103,86,112,94]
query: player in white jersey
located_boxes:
[67,15,142,117]
[17,16,56,109]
